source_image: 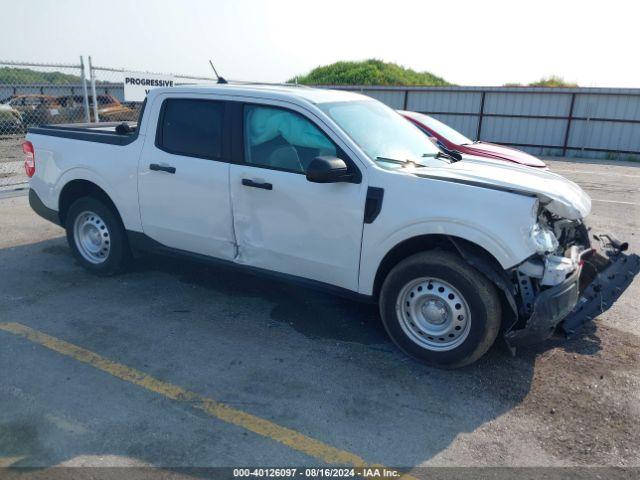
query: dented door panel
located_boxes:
[229,165,366,291]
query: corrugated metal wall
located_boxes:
[3,82,639,160]
[326,86,640,160]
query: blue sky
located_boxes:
[3,0,638,87]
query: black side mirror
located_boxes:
[306,156,352,183]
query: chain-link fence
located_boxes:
[0,57,216,190]
[0,59,89,189]
[87,58,217,123]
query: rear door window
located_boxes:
[157,99,224,159]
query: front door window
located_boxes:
[244,105,336,173]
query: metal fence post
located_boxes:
[88,56,100,122]
[79,56,90,123]
[476,91,486,141]
[562,92,576,157]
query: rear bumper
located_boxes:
[29,188,61,226]
[505,235,639,347]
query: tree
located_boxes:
[0,67,82,85]
[528,76,578,87]
[289,59,451,86]
[504,76,578,88]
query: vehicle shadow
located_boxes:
[1,238,612,471]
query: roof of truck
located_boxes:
[148,83,367,105]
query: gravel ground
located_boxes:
[0,157,638,471]
[0,136,25,189]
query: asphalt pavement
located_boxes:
[0,157,638,472]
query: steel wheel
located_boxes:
[73,210,111,264]
[395,277,471,351]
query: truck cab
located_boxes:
[25,84,637,367]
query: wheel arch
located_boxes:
[371,234,518,330]
[58,179,123,227]
[373,234,452,299]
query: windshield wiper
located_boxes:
[423,151,462,163]
[375,156,428,167]
[436,151,461,162]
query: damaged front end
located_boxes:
[503,210,639,349]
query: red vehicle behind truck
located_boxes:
[400,110,547,168]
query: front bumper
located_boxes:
[561,249,639,336]
[505,266,581,345]
[505,234,639,347]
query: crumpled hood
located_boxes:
[415,158,592,220]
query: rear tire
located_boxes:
[65,196,130,275]
[379,250,501,368]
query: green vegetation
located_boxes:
[505,76,578,88]
[0,67,82,85]
[289,59,451,86]
[529,76,578,87]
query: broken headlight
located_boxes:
[529,223,559,255]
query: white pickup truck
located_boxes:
[25,84,637,367]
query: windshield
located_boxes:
[318,100,440,165]
[409,112,472,145]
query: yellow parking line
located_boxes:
[0,322,407,475]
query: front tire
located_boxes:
[379,251,501,368]
[65,196,130,275]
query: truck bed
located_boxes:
[28,121,139,146]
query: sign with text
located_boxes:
[123,72,174,101]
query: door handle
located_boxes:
[149,163,176,174]
[242,179,272,190]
